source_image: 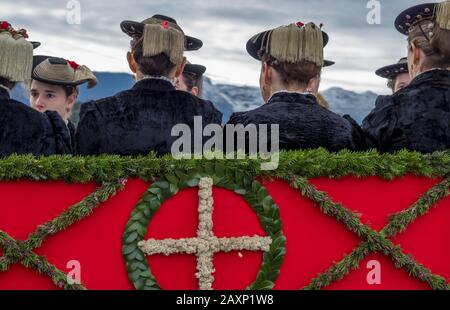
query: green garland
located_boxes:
[0,150,449,290]
[0,149,448,183]
[122,164,286,290]
[284,176,450,290]
[0,179,127,290]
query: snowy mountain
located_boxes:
[11,72,378,124]
[321,87,378,124]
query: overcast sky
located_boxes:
[2,0,430,94]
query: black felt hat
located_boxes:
[246,22,334,67]
[32,55,98,89]
[375,57,409,79]
[394,3,437,35]
[184,63,206,76]
[121,14,203,51]
[30,41,40,49]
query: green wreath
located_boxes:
[122,163,286,290]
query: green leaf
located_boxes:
[124,232,138,243]
[122,244,137,255]
[262,196,273,213]
[252,280,274,290]
[165,173,179,185]
[148,187,162,195]
[186,178,199,187]
[153,180,169,189]
[234,188,246,195]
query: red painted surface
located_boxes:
[0,175,448,290]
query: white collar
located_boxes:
[268,90,313,103]
[139,75,175,86]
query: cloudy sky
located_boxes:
[2,0,430,94]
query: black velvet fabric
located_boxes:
[0,87,73,156]
[226,92,365,152]
[67,120,76,152]
[75,78,222,155]
[362,69,450,153]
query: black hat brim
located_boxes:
[246,29,330,62]
[394,3,437,35]
[323,60,335,67]
[184,64,206,76]
[375,63,409,79]
[120,20,203,51]
[31,41,40,49]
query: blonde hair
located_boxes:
[316,93,329,109]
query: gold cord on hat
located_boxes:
[269,23,324,67]
[142,22,185,64]
[435,0,450,30]
[0,22,33,82]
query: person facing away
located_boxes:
[376,57,411,94]
[0,21,72,156]
[176,62,206,98]
[75,15,222,156]
[225,22,365,153]
[362,1,450,153]
[29,55,98,152]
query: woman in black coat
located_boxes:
[75,15,222,156]
[362,2,450,153]
[29,55,98,152]
[226,22,365,153]
[0,21,72,156]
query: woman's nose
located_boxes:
[34,96,45,108]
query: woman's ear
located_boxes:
[66,91,77,114]
[263,62,272,86]
[307,73,321,95]
[408,41,423,77]
[127,51,138,74]
[191,86,199,97]
[411,42,423,67]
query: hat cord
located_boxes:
[418,23,431,43]
[0,84,10,94]
[415,23,438,57]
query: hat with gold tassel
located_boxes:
[435,0,450,30]
[121,14,202,52]
[0,21,40,82]
[247,22,332,67]
[32,56,98,89]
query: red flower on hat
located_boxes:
[0,21,11,30]
[67,60,80,70]
[161,20,170,29]
[296,21,305,27]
